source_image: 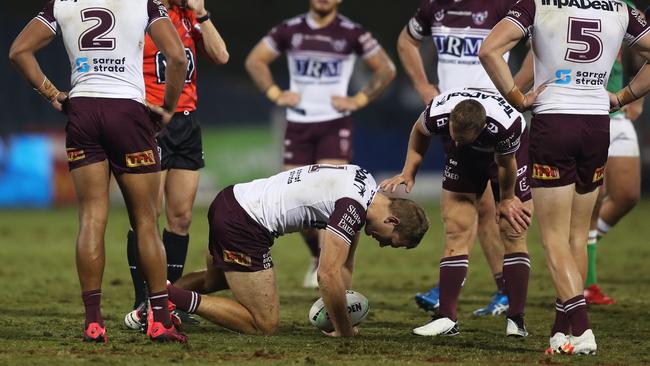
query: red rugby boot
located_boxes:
[83,322,106,343]
[584,284,615,305]
[146,301,187,343]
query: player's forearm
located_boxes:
[397,28,430,90]
[496,154,517,200]
[199,20,229,64]
[318,270,354,336]
[361,60,396,101]
[162,55,188,111]
[402,122,431,177]
[479,50,515,97]
[619,63,650,107]
[9,51,47,90]
[513,49,534,93]
[245,58,276,93]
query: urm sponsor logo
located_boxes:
[294,59,342,78]
[433,36,483,57]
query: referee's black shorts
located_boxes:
[157,110,205,171]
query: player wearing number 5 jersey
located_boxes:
[156,165,429,337]
[9,0,188,343]
[126,0,229,321]
[480,0,650,355]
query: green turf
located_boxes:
[1,201,650,365]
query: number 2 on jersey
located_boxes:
[78,8,116,51]
[565,17,602,63]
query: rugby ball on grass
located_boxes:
[309,290,369,332]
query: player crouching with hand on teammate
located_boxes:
[382,89,535,337]
[133,164,429,337]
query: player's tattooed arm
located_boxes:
[397,27,439,105]
[333,49,396,112]
[245,40,300,107]
[9,19,67,113]
[380,115,431,194]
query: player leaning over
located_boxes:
[480,0,650,355]
[126,0,229,319]
[382,89,535,337]
[397,0,528,315]
[245,0,396,288]
[9,0,188,343]
[154,165,428,337]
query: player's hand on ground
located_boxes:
[497,197,532,234]
[415,83,440,105]
[185,0,207,16]
[51,92,69,114]
[379,173,415,193]
[276,91,301,107]
[521,83,546,111]
[331,95,361,112]
[147,102,174,129]
[322,326,359,337]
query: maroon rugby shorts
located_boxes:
[65,97,160,174]
[442,131,531,202]
[529,114,609,194]
[283,116,353,165]
[208,186,275,272]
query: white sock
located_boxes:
[596,218,611,237]
[588,230,598,245]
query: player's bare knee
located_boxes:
[444,216,472,241]
[167,210,193,235]
[615,190,640,212]
[254,314,279,335]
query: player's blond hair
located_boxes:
[389,198,429,248]
[449,99,486,139]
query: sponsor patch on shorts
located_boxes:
[125,150,156,168]
[532,163,560,180]
[67,148,85,162]
[223,250,252,267]
[593,166,605,182]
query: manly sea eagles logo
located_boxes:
[332,39,347,52]
[291,33,304,48]
[472,11,488,25]
[434,9,445,22]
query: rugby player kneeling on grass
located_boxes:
[381,89,538,337]
[149,164,429,336]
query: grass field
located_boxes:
[1,201,650,366]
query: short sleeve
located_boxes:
[147,0,169,28]
[263,22,290,54]
[406,0,433,41]
[624,6,650,46]
[421,102,450,137]
[504,0,536,38]
[326,198,367,246]
[495,117,523,155]
[352,28,380,58]
[35,0,57,35]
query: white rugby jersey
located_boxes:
[35,0,169,103]
[407,0,517,92]
[506,0,650,114]
[264,14,381,123]
[423,89,525,155]
[233,164,377,245]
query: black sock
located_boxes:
[127,229,147,309]
[163,229,189,283]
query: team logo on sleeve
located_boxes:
[593,166,605,182]
[125,150,156,168]
[532,164,560,180]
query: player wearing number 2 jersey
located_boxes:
[126,0,229,320]
[160,165,429,337]
[9,0,188,343]
[480,0,650,355]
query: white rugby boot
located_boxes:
[505,315,528,337]
[569,329,597,355]
[545,332,569,354]
[413,314,459,336]
[302,258,319,288]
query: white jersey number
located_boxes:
[78,8,116,51]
